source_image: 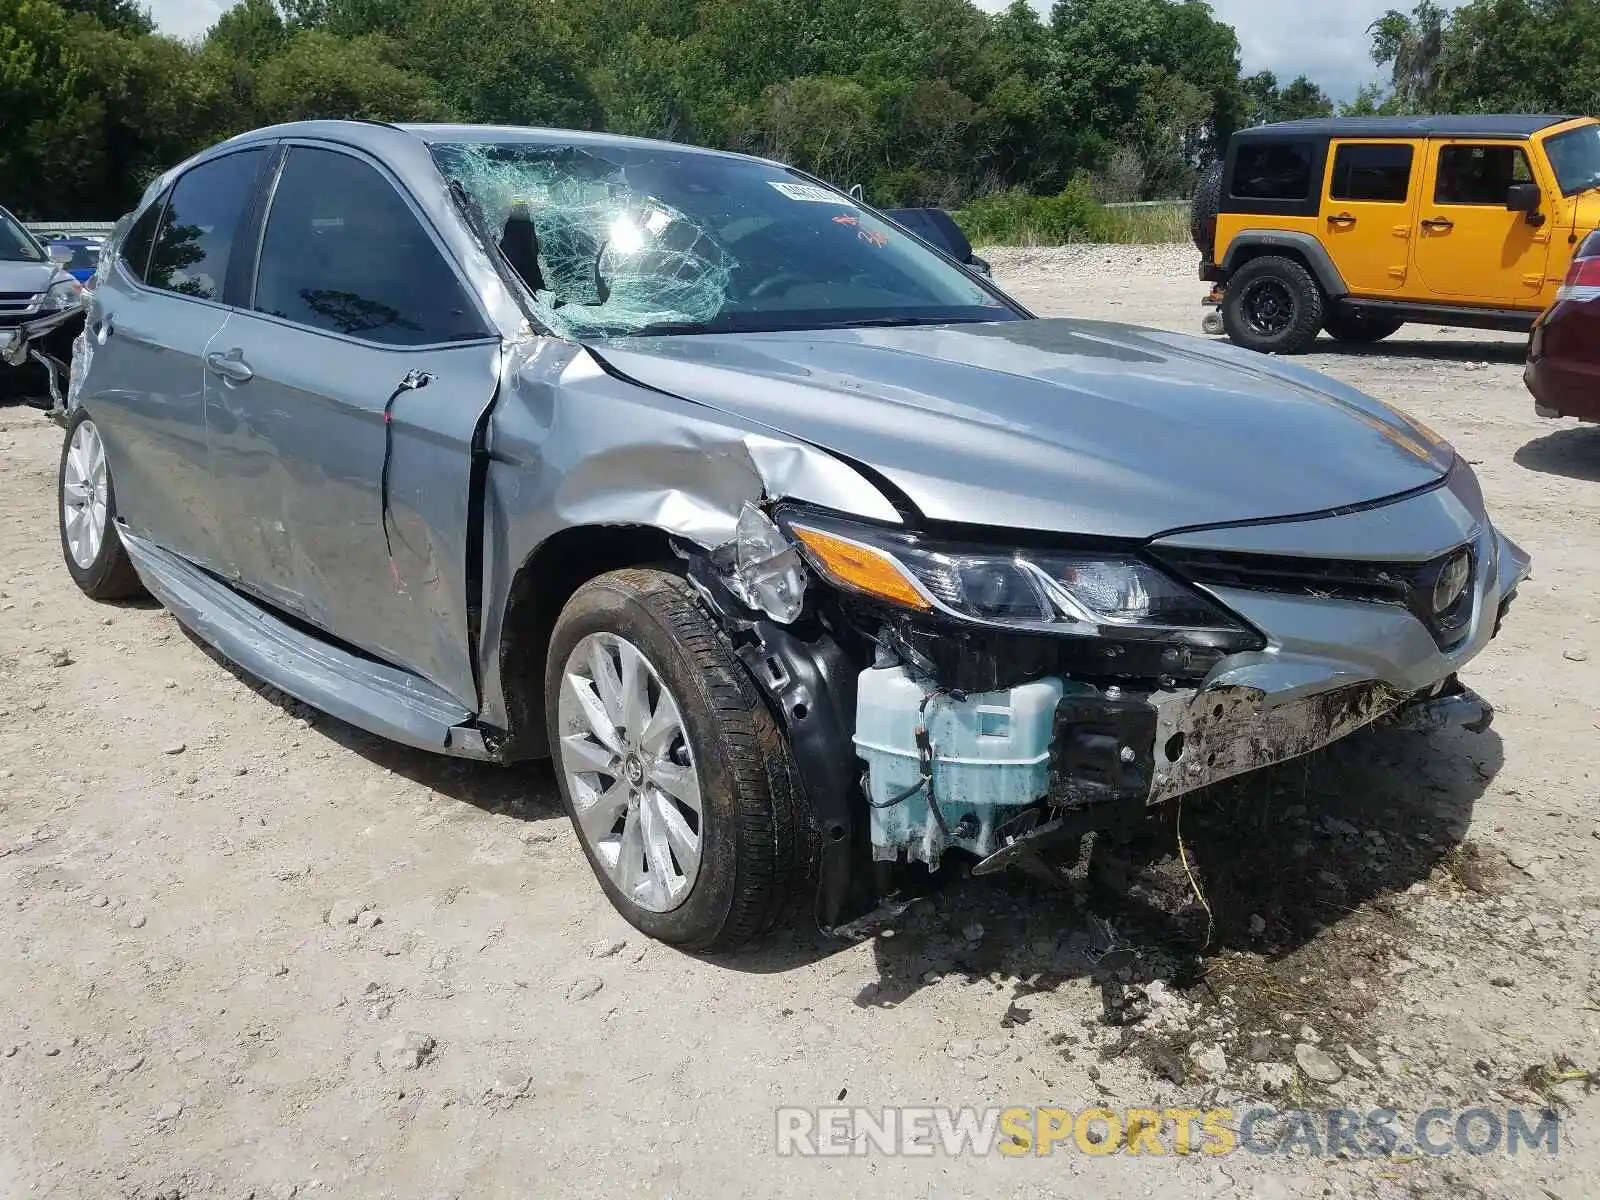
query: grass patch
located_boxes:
[954,184,1188,246]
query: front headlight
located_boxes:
[45,277,84,311]
[780,509,1260,650]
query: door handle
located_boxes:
[1327,213,1357,227]
[1420,217,1455,232]
[205,348,253,384]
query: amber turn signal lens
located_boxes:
[790,524,932,610]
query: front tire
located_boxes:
[58,407,144,600]
[1221,255,1325,355]
[544,569,814,951]
[1323,309,1404,344]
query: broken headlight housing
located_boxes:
[780,508,1261,653]
[44,277,84,311]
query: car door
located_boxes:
[203,141,501,710]
[1412,140,1553,302]
[75,147,270,571]
[1321,140,1420,295]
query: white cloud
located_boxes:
[146,0,228,40]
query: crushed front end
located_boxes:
[1,278,85,411]
[692,459,1528,933]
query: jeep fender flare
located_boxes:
[1220,231,1349,299]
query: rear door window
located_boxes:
[1434,144,1533,205]
[147,150,266,301]
[119,200,164,281]
[251,146,486,346]
[1330,144,1414,203]
[1231,141,1317,200]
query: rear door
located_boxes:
[1321,140,1420,295]
[203,141,500,709]
[75,148,269,570]
[1412,140,1553,303]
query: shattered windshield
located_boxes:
[430,140,1017,339]
[0,209,44,263]
[1545,124,1600,196]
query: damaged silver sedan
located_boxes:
[59,122,1528,949]
[1,205,86,408]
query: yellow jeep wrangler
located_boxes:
[1193,114,1600,354]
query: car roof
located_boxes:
[395,123,764,160]
[1234,114,1583,142]
[212,120,772,165]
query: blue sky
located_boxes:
[145,0,1446,104]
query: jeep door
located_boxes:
[76,148,271,571]
[1321,140,1420,295]
[202,141,501,710]
[1412,140,1553,303]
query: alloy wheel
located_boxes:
[556,632,703,913]
[1241,277,1296,338]
[61,417,108,569]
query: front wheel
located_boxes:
[1323,309,1405,344]
[1221,255,1325,355]
[57,407,144,600]
[544,569,814,951]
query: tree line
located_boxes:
[2,0,1593,223]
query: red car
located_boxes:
[1527,229,1600,421]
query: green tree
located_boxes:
[1243,69,1334,124]
[253,29,447,123]
[207,0,289,63]
[1339,82,1403,117]
[1431,0,1600,114]
[1370,0,1448,112]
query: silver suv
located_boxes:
[62,121,1527,950]
[1,205,84,406]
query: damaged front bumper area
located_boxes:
[849,515,1527,882]
[690,474,1527,934]
[1,303,83,411]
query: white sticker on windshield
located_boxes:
[768,181,853,205]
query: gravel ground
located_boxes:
[3,246,1599,1200]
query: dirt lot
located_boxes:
[3,246,1599,1200]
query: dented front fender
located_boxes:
[474,338,903,736]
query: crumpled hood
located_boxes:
[0,258,60,298]
[588,318,1454,539]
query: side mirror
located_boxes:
[48,244,73,266]
[1506,182,1544,224]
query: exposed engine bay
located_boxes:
[685,501,1508,934]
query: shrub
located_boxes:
[952,179,1118,245]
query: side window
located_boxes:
[147,150,265,300]
[1231,141,1316,200]
[119,199,164,281]
[1330,144,1414,203]
[252,147,485,346]
[1435,144,1533,206]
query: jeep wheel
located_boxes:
[1189,160,1225,257]
[1323,309,1404,344]
[1221,256,1325,355]
[545,569,815,951]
